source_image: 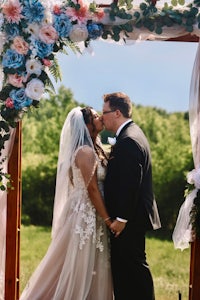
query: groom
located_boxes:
[102,92,161,300]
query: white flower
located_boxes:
[107,137,116,146]
[0,13,4,28]
[26,59,43,76]
[0,32,6,54]
[69,24,88,43]
[43,11,53,24]
[25,23,40,37]
[25,79,45,101]
[40,0,63,10]
[0,66,4,91]
[187,168,200,189]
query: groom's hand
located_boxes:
[110,220,126,237]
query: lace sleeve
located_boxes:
[75,146,97,187]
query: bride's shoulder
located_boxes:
[75,145,94,156]
[74,145,96,165]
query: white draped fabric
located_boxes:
[0,128,16,300]
[172,42,200,250]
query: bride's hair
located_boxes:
[81,106,108,166]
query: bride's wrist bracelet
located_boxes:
[104,217,112,227]
[104,217,111,222]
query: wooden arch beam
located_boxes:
[167,33,199,42]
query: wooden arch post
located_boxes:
[5,121,22,300]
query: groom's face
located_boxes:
[102,102,116,132]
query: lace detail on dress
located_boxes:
[96,216,104,252]
[0,272,4,300]
[71,155,106,252]
[74,201,96,250]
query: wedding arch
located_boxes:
[0,0,200,299]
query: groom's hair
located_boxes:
[103,92,132,118]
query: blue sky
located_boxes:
[53,39,198,113]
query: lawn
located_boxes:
[20,225,190,300]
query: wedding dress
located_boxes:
[20,146,113,300]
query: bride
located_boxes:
[20,106,113,300]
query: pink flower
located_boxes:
[66,0,89,24]
[53,5,61,15]
[39,25,59,44]
[94,10,105,21]
[11,36,29,55]
[42,59,52,67]
[69,24,88,42]
[5,97,14,108]
[7,74,24,87]
[2,0,22,24]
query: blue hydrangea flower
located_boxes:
[87,23,103,40]
[9,88,32,110]
[22,0,45,23]
[2,49,25,69]
[5,23,20,39]
[53,14,72,38]
[33,40,54,59]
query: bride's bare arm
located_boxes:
[75,146,112,228]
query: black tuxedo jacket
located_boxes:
[104,121,161,231]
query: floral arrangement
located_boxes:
[0,0,107,190]
[0,0,200,190]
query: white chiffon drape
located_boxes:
[172,42,200,250]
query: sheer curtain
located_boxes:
[0,128,16,300]
[172,42,200,250]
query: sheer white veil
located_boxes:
[51,106,95,238]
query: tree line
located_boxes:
[21,86,193,238]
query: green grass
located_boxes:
[20,226,190,300]
[146,237,190,300]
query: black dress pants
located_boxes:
[110,228,155,300]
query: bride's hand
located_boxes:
[110,220,126,237]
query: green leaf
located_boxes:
[163,2,169,9]
[122,23,133,32]
[134,11,140,19]
[155,26,163,34]
[0,85,14,101]
[186,18,195,26]
[140,3,147,11]
[190,7,199,16]
[135,20,143,28]
[0,185,6,191]
[0,120,10,132]
[49,57,62,83]
[113,32,120,41]
[171,0,178,6]
[178,0,185,5]
[186,24,193,32]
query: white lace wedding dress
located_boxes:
[20,151,113,300]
